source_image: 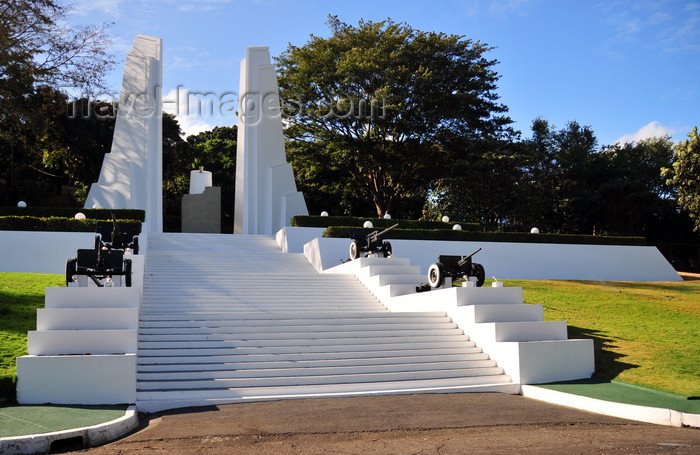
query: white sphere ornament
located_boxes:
[74,212,86,220]
[530,227,540,234]
[363,221,374,228]
[441,216,450,223]
[17,201,26,208]
[383,213,391,219]
[453,224,462,230]
[320,211,329,217]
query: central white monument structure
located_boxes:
[234,47,308,234]
[84,34,163,233]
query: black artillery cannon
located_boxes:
[348,223,398,260]
[426,248,485,288]
[94,213,141,254]
[65,246,132,287]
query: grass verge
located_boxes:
[0,273,63,404]
[498,279,699,397]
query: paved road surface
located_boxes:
[81,393,699,454]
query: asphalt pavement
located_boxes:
[80,393,699,455]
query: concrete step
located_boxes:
[137,347,486,365]
[136,366,507,390]
[138,333,472,349]
[361,265,421,277]
[137,352,491,370]
[138,312,448,322]
[138,321,458,334]
[136,379,520,413]
[470,321,569,342]
[37,308,139,330]
[366,274,426,286]
[138,328,464,341]
[137,360,499,381]
[138,339,478,356]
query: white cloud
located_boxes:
[615,121,677,145]
[163,87,236,138]
[70,0,123,18]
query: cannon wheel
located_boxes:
[428,262,445,288]
[349,240,360,260]
[124,259,132,287]
[382,241,392,258]
[472,263,485,287]
[132,236,139,255]
[65,258,77,286]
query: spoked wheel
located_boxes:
[428,262,445,288]
[472,263,486,287]
[382,241,392,258]
[349,240,360,260]
[65,258,77,286]
[123,259,132,287]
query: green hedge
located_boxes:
[0,207,145,221]
[0,216,142,233]
[290,215,481,231]
[322,226,646,246]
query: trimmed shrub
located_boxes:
[0,216,142,233]
[0,207,146,221]
[322,226,646,246]
[290,215,480,231]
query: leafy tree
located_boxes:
[663,127,700,232]
[162,124,237,232]
[0,0,113,202]
[277,16,512,217]
[598,137,675,236]
[40,93,116,190]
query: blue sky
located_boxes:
[68,0,699,146]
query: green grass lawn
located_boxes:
[0,273,63,403]
[497,279,700,397]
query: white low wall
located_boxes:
[16,355,136,404]
[0,229,149,274]
[0,231,94,274]
[303,233,681,281]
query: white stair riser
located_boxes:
[137,361,499,380]
[37,308,139,330]
[137,347,485,363]
[139,328,464,341]
[138,353,491,371]
[138,322,458,334]
[45,286,140,309]
[138,334,471,349]
[136,367,506,390]
[28,330,137,355]
[136,377,516,403]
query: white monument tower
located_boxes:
[234,47,308,235]
[84,34,163,233]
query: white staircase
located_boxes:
[326,256,595,385]
[136,234,517,412]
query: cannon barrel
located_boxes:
[457,247,482,267]
[367,223,399,241]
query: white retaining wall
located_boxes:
[300,231,680,281]
[0,229,149,274]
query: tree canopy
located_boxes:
[663,127,700,232]
[0,0,114,204]
[277,16,512,217]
